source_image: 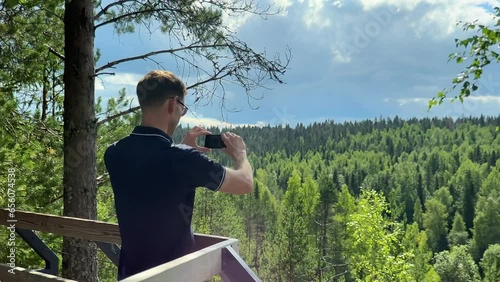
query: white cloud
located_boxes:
[429,95,500,117]
[468,95,500,104]
[302,0,331,29]
[383,97,429,106]
[357,0,499,38]
[95,79,105,91]
[327,0,499,65]
[385,95,500,107]
[331,47,352,63]
[358,0,500,13]
[95,72,143,91]
[394,97,428,106]
[222,10,254,31]
[414,2,498,38]
[358,0,421,12]
[93,0,500,124]
[103,73,143,86]
[180,112,264,128]
[274,0,294,16]
[332,0,344,8]
[220,0,293,31]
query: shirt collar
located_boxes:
[130,126,174,145]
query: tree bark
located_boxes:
[41,69,48,121]
[62,0,98,281]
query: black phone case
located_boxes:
[204,135,226,148]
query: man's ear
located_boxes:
[165,98,174,114]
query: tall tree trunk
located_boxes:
[41,68,48,121]
[62,0,97,281]
[52,69,57,117]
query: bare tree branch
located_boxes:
[92,0,291,128]
[46,44,65,61]
[93,72,115,77]
[94,0,136,20]
[96,105,140,127]
[95,8,171,30]
[49,194,64,204]
[332,271,349,279]
[9,110,62,138]
[95,43,229,73]
[187,68,231,90]
[97,173,109,186]
[94,68,231,127]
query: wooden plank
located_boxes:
[121,239,238,282]
[0,210,253,281]
[0,209,235,248]
[0,209,121,244]
[193,233,232,251]
[220,246,260,282]
[0,264,77,282]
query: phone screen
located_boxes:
[204,134,226,148]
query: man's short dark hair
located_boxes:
[136,70,186,108]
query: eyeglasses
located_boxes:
[167,97,188,116]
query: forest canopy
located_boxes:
[1,114,499,281]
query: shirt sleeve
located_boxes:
[174,145,226,191]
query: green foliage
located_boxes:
[434,245,481,282]
[432,7,500,107]
[414,198,424,229]
[424,267,441,282]
[471,167,500,261]
[450,160,482,233]
[0,0,64,95]
[344,189,413,281]
[423,198,449,252]
[276,171,319,281]
[480,244,500,282]
[447,213,468,247]
[98,116,500,280]
[2,110,500,280]
[388,161,419,223]
[0,85,64,275]
[403,223,434,281]
[330,184,356,275]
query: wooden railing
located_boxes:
[0,209,260,282]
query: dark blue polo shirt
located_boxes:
[104,126,226,280]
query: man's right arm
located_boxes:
[217,132,253,195]
[218,155,253,194]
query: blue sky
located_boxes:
[94,0,500,128]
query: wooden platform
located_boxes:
[0,209,260,282]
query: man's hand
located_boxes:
[181,126,211,153]
[221,132,247,161]
[217,132,253,195]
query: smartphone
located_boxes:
[204,134,226,148]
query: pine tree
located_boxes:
[462,170,477,234]
[447,213,468,246]
[330,184,356,279]
[316,172,336,279]
[277,171,317,281]
[413,198,424,230]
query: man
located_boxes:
[104,70,253,280]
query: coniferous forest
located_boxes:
[2,1,500,281]
[1,111,499,281]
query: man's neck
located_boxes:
[140,120,172,136]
